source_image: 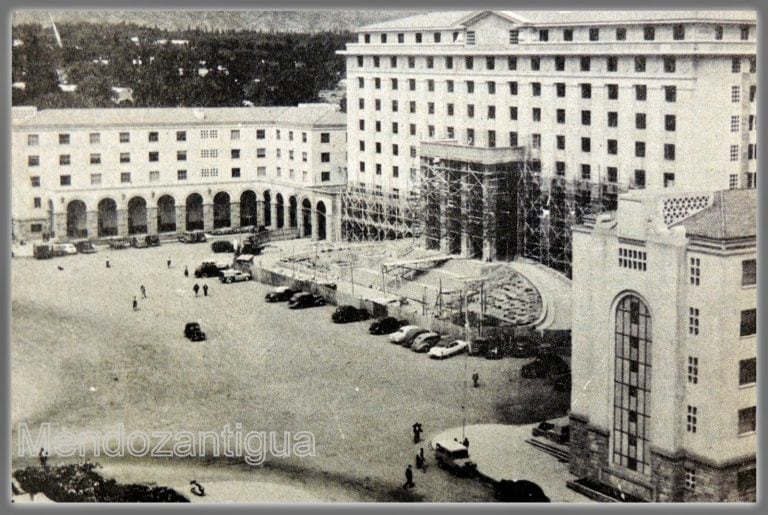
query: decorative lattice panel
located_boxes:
[662,194,712,226]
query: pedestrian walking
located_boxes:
[106,257,111,268]
[167,256,172,269]
[472,370,480,388]
[415,453,424,471]
[140,285,147,299]
[463,437,470,449]
[133,296,138,311]
[402,464,415,489]
[419,447,427,472]
[184,266,189,278]
[193,283,200,297]
[412,422,423,444]
[38,448,48,469]
[203,284,209,297]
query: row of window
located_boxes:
[689,258,756,287]
[45,168,333,188]
[358,53,756,75]
[685,467,755,494]
[28,130,333,147]
[359,24,752,45]
[686,405,755,435]
[686,356,756,386]
[28,150,333,166]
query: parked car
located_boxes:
[388,325,425,345]
[318,281,337,290]
[428,338,470,359]
[219,269,252,284]
[240,243,265,255]
[179,230,207,243]
[212,240,235,253]
[368,317,407,335]
[553,373,571,393]
[194,261,229,278]
[52,243,77,256]
[411,332,442,352]
[184,322,206,342]
[331,305,370,323]
[145,234,161,247]
[510,340,537,358]
[130,236,148,248]
[265,286,300,302]
[288,292,326,309]
[520,355,570,379]
[33,244,53,259]
[494,480,550,502]
[107,237,131,250]
[434,439,477,476]
[74,240,97,254]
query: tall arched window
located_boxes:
[613,294,652,474]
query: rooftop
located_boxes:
[358,9,756,31]
[673,189,756,240]
[13,105,346,129]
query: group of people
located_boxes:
[403,422,427,489]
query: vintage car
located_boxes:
[219,269,252,284]
[179,230,207,244]
[184,322,206,342]
[287,292,326,309]
[265,286,300,302]
[331,305,371,323]
[428,338,469,359]
[434,439,477,476]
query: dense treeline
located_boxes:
[11,22,352,109]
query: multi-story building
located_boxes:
[339,10,757,264]
[568,189,756,501]
[11,105,347,242]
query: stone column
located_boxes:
[86,211,98,239]
[203,204,214,232]
[146,206,158,235]
[311,204,320,241]
[176,205,187,232]
[270,201,279,231]
[230,202,241,229]
[117,208,129,237]
[55,212,68,240]
[482,176,497,261]
[297,205,305,238]
[284,202,292,234]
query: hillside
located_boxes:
[11,10,419,33]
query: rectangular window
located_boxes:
[738,469,756,494]
[730,174,739,189]
[581,83,591,99]
[686,405,697,433]
[465,56,474,70]
[635,142,646,157]
[374,78,381,89]
[391,78,398,90]
[532,107,541,122]
[90,153,101,165]
[426,57,434,69]
[408,79,416,91]
[508,56,517,70]
[446,127,454,139]
[408,56,415,68]
[27,134,39,146]
[556,83,565,97]
[742,259,756,286]
[607,167,617,182]
[358,77,364,89]
[739,358,756,385]
[148,131,159,142]
[690,257,700,285]
[59,154,70,166]
[467,80,475,93]
[740,309,756,337]
[556,161,566,176]
[119,132,130,143]
[375,99,381,111]
[177,170,187,180]
[467,104,475,118]
[533,83,542,96]
[373,56,380,68]
[581,163,591,179]
[539,29,548,42]
[665,85,677,102]
[59,175,71,186]
[447,79,454,93]
[32,197,42,208]
[556,135,565,150]
[59,133,70,145]
[509,81,518,95]
[732,85,740,103]
[738,407,756,434]
[509,132,518,147]
[580,56,590,71]
[664,56,676,73]
[608,139,618,155]
[635,85,647,101]
[28,155,39,166]
[689,307,700,335]
[148,151,159,162]
[467,129,475,146]
[256,167,266,177]
[427,80,435,92]
[410,124,416,136]
[200,129,218,139]
[582,110,591,126]
[555,56,565,71]
[89,132,100,144]
[563,29,573,41]
[201,149,218,159]
[556,109,565,124]
[664,173,675,188]
[90,173,101,186]
[607,56,618,72]
[607,84,619,100]
[634,169,646,189]
[30,176,41,187]
[731,115,741,132]
[673,24,685,40]
[486,56,495,70]
[732,57,742,73]
[685,468,696,491]
[447,103,454,116]
[531,134,541,149]
[487,81,496,94]
[231,167,241,178]
[531,57,540,71]
[120,172,131,183]
[375,164,382,175]
[644,26,655,40]
[488,130,496,148]
[618,247,647,271]
[665,115,676,131]
[231,149,240,159]
[730,145,740,162]
[687,357,699,384]
[321,152,331,163]
[509,30,519,44]
[589,27,599,41]
[488,105,496,119]
[740,26,750,40]
[392,122,399,134]
[664,144,676,161]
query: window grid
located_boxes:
[690,257,700,285]
[618,247,647,271]
[687,357,699,384]
[687,405,697,433]
[689,307,699,335]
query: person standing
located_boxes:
[184,266,189,278]
[463,437,470,449]
[472,370,480,388]
[402,464,415,489]
[133,297,138,311]
[140,285,147,299]
[106,257,111,268]
[38,448,48,469]
[193,284,200,297]
[412,422,423,444]
[203,284,209,297]
[167,256,172,269]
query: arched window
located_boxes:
[613,294,652,474]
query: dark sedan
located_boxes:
[184,322,206,342]
[265,286,300,302]
[332,305,371,323]
[368,317,407,335]
[288,292,326,309]
[521,355,570,379]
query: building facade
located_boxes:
[569,189,756,501]
[11,105,347,242]
[339,10,757,255]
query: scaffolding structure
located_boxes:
[342,144,627,277]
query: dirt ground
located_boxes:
[11,239,569,502]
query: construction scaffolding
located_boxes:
[342,143,627,277]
